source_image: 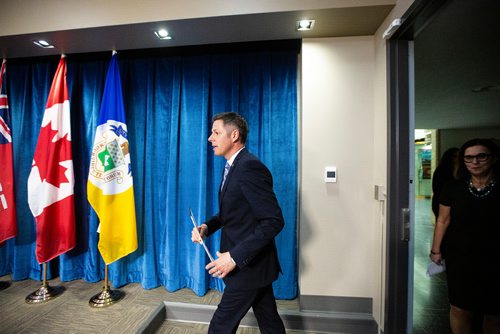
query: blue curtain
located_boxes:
[0,43,298,299]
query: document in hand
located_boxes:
[189,208,215,262]
[426,260,446,277]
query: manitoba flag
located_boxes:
[27,56,75,263]
[0,59,17,244]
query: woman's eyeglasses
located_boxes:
[463,153,491,163]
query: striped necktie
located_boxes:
[221,162,230,190]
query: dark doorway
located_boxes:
[387,0,500,333]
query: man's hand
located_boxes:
[206,251,237,278]
[191,224,208,243]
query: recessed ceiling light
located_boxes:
[33,40,55,48]
[296,19,315,31]
[154,29,172,40]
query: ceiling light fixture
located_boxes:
[154,29,172,40]
[296,19,315,31]
[33,40,55,48]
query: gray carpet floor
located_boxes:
[0,275,322,334]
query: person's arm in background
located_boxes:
[430,204,451,264]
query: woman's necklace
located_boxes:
[467,178,496,198]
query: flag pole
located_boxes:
[89,264,124,308]
[25,56,73,304]
[25,262,64,303]
[87,50,133,308]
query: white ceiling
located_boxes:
[0,5,393,58]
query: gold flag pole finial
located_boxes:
[25,262,65,303]
[89,264,124,308]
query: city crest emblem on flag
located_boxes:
[88,120,133,195]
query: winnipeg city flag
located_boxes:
[0,60,17,244]
[27,56,76,263]
[87,52,137,265]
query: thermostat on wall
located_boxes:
[325,166,337,183]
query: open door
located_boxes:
[386,38,413,334]
[385,1,449,333]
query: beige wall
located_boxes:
[301,36,378,297]
[297,1,415,329]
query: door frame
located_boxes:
[386,37,412,334]
[385,1,450,333]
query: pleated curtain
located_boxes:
[0,42,298,299]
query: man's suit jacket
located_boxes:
[205,148,284,290]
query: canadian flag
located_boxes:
[27,56,75,264]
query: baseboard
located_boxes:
[154,299,377,333]
[299,294,372,314]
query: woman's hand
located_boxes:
[429,250,442,264]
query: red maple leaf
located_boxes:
[33,126,73,188]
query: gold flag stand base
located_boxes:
[0,281,11,291]
[89,285,124,308]
[25,283,64,304]
[25,263,65,304]
[89,264,123,308]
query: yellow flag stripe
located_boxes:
[87,181,137,264]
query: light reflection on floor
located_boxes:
[413,197,451,334]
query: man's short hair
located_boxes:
[213,112,248,144]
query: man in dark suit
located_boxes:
[192,112,286,334]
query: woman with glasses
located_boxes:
[430,138,500,334]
